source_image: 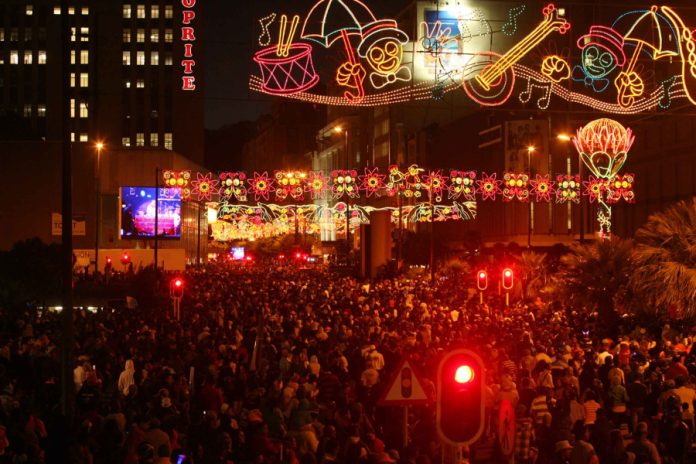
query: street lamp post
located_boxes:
[334,126,351,256]
[527,146,535,248]
[557,134,582,242]
[94,142,103,275]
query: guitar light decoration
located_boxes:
[573,118,635,238]
[502,173,530,202]
[477,173,503,201]
[191,172,219,202]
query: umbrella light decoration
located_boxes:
[573,118,635,238]
[250,2,696,113]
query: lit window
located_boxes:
[25,28,32,41]
[79,134,88,142]
[23,51,32,64]
[53,6,61,15]
[68,7,75,15]
[70,99,75,118]
[136,133,144,146]
[10,51,18,64]
[80,27,89,42]
[123,5,131,19]
[164,133,172,150]
[38,50,46,64]
[150,133,158,146]
[122,137,131,147]
[80,73,88,87]
[136,51,145,65]
[164,29,173,43]
[151,5,160,19]
[38,105,46,117]
[10,29,18,41]
[137,5,146,19]
[82,7,89,15]
[79,102,88,118]
[150,30,159,42]
[70,50,75,64]
[164,6,173,19]
[122,51,131,65]
[136,79,145,88]
[123,29,131,42]
[26,5,33,16]
[136,29,145,42]
[70,73,76,87]
[150,51,159,65]
[71,132,75,142]
[124,80,131,88]
[70,27,76,42]
[164,52,172,65]
[0,29,4,42]
[23,105,32,117]
[80,50,88,64]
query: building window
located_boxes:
[79,102,88,118]
[0,29,4,42]
[122,137,131,147]
[164,133,172,150]
[122,51,131,65]
[136,79,145,88]
[23,51,32,64]
[23,104,32,117]
[164,52,172,65]
[26,5,33,16]
[82,7,89,15]
[80,50,88,64]
[70,72,76,87]
[80,73,88,87]
[53,6,61,15]
[38,50,46,64]
[37,105,46,117]
[71,132,75,142]
[150,133,158,146]
[70,99,75,118]
[123,29,131,42]
[151,5,160,19]
[137,5,146,19]
[10,51,18,64]
[24,28,32,41]
[123,5,131,19]
[136,29,145,42]
[80,27,89,42]
[136,51,145,65]
[68,7,75,15]
[79,134,88,142]
[70,50,76,64]
[150,30,159,42]
[150,51,159,65]
[164,29,173,42]
[164,6,173,19]
[10,29,18,41]
[70,27,76,42]
[124,80,131,88]
[136,133,144,146]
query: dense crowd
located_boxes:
[0,261,695,463]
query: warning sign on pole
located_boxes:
[378,359,429,406]
[498,399,516,458]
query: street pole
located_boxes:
[527,147,534,248]
[154,167,159,273]
[430,188,435,283]
[397,191,402,265]
[59,0,75,424]
[196,202,201,265]
[94,144,102,275]
[579,155,585,243]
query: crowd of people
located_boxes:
[0,260,695,463]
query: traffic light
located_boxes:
[170,277,184,299]
[120,252,131,266]
[436,349,485,445]
[502,268,514,290]
[476,270,488,291]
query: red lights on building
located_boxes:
[181,0,197,91]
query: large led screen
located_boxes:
[120,187,181,239]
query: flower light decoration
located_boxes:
[274,170,306,201]
[359,168,386,197]
[306,171,330,199]
[530,174,554,202]
[248,172,274,201]
[573,118,635,238]
[502,172,530,202]
[332,170,359,199]
[424,170,447,202]
[477,173,503,201]
[583,176,608,203]
[191,172,219,202]
[448,171,477,201]
[163,170,191,199]
[555,174,580,204]
[219,172,248,202]
[607,173,635,203]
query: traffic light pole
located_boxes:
[154,168,159,273]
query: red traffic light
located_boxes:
[174,278,183,287]
[295,252,301,259]
[455,365,475,384]
[476,270,488,291]
[170,277,185,298]
[106,257,112,264]
[437,349,485,445]
[120,253,131,265]
[502,268,514,290]
[278,254,285,260]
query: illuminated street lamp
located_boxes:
[94,141,105,274]
[557,133,581,241]
[526,146,535,248]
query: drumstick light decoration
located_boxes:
[277,15,300,57]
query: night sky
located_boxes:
[204,0,408,129]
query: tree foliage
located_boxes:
[517,251,548,300]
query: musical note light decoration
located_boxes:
[573,118,635,238]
